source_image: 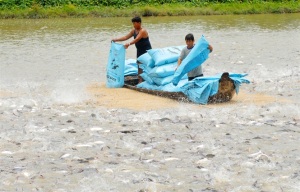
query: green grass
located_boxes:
[0,2,299,19]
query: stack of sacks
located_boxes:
[136,45,188,92]
[181,73,250,104]
[124,58,138,76]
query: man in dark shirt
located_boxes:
[112,16,152,83]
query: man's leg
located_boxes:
[138,68,144,83]
[137,61,144,84]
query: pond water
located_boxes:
[0,14,300,191]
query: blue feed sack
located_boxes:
[151,74,188,86]
[137,79,188,92]
[151,75,174,86]
[124,59,138,76]
[136,81,160,91]
[147,45,185,66]
[139,63,153,74]
[140,69,187,86]
[106,42,125,88]
[137,52,155,68]
[173,35,210,86]
[140,73,155,84]
[148,62,177,78]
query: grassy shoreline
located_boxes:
[0,2,299,19]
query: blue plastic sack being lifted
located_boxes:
[172,35,210,86]
[106,42,125,88]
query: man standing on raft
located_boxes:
[112,16,152,83]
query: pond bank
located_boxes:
[1,2,299,19]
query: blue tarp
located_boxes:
[106,42,125,88]
[181,73,250,104]
[172,35,210,86]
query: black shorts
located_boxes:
[188,74,203,81]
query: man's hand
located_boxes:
[176,59,181,71]
[124,43,130,49]
[112,38,118,42]
[208,44,213,53]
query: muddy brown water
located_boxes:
[0,14,300,191]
